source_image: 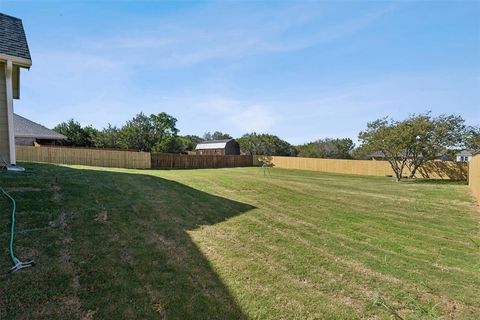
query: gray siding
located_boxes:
[0,62,10,162]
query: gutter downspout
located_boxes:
[5,60,16,165]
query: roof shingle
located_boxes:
[0,13,31,61]
[14,114,65,140]
[195,139,233,150]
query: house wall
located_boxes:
[456,155,472,162]
[0,62,10,162]
[12,65,19,99]
[15,137,62,146]
[15,137,35,146]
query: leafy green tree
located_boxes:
[358,118,415,181]
[119,112,179,152]
[358,113,465,181]
[95,124,122,148]
[464,126,480,151]
[203,131,232,141]
[179,135,204,151]
[237,133,296,156]
[296,138,355,159]
[118,113,153,151]
[83,126,100,146]
[53,119,97,147]
[403,113,465,178]
[152,135,184,153]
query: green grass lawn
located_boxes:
[0,163,479,319]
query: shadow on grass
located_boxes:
[0,163,254,319]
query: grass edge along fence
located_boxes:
[256,156,468,180]
[469,153,480,203]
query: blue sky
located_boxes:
[2,1,479,144]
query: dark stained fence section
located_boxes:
[151,153,253,169]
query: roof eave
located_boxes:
[0,53,31,68]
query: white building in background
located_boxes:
[455,150,475,162]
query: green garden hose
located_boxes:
[0,186,35,273]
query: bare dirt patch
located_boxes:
[94,210,108,222]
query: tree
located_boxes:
[95,124,122,149]
[403,114,465,178]
[358,114,466,181]
[119,112,179,152]
[179,135,204,151]
[358,118,414,181]
[203,131,232,141]
[152,135,184,153]
[237,133,296,156]
[53,119,96,147]
[296,138,355,159]
[464,126,480,151]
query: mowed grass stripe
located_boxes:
[263,176,476,234]
[153,167,479,317]
[191,224,363,319]
[229,179,479,275]
[1,164,479,319]
[244,211,479,311]
[253,196,479,275]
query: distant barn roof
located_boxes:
[195,139,233,150]
[0,13,31,64]
[14,114,65,140]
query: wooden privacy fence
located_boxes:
[16,145,151,169]
[16,146,252,170]
[258,156,468,180]
[469,154,480,203]
[15,145,470,181]
[151,153,253,169]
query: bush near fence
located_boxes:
[469,154,480,203]
[16,145,151,169]
[151,153,252,169]
[257,156,468,180]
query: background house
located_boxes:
[0,13,31,164]
[195,139,240,155]
[455,150,475,162]
[14,113,65,145]
[363,150,452,161]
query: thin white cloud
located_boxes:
[194,97,275,133]
[71,3,397,69]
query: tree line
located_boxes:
[53,112,359,157]
[53,113,233,153]
[54,111,479,181]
